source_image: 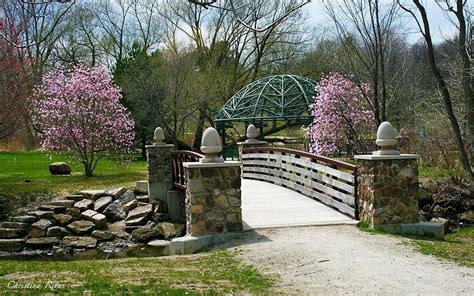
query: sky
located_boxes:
[302,0,461,44]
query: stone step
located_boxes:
[28,211,54,219]
[0,238,25,251]
[91,230,115,241]
[63,236,97,248]
[13,215,38,223]
[38,204,66,213]
[126,203,153,221]
[67,220,96,235]
[74,199,94,211]
[124,216,148,226]
[94,196,113,212]
[106,187,127,199]
[25,237,59,248]
[48,199,75,208]
[46,226,70,238]
[1,222,31,230]
[79,190,106,200]
[65,194,84,201]
[0,228,27,239]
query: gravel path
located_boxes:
[218,225,473,295]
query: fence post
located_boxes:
[146,127,175,205]
[354,122,419,226]
[184,127,243,236]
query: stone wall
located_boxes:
[146,144,174,203]
[185,165,242,236]
[357,158,419,225]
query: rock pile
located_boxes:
[0,187,185,254]
[419,179,473,232]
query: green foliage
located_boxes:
[0,250,273,294]
[419,164,464,180]
[113,44,166,154]
[0,151,146,219]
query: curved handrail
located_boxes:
[242,147,356,172]
[171,150,204,159]
[171,150,204,190]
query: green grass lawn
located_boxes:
[410,227,474,268]
[0,250,273,295]
[0,151,147,219]
[358,222,473,268]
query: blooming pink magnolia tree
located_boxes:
[308,73,375,155]
[31,64,135,176]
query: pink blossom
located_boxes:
[30,64,135,176]
[308,73,375,155]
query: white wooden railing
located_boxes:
[241,147,359,219]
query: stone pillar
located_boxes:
[146,127,175,204]
[355,122,420,226]
[184,127,243,236]
[237,124,268,160]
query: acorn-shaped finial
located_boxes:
[373,121,400,155]
[154,127,165,145]
[245,124,259,143]
[200,127,224,163]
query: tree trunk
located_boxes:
[412,0,473,181]
[141,134,147,160]
[192,108,206,150]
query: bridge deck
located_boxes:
[242,179,357,230]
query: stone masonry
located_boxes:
[146,144,174,204]
[184,165,243,236]
[357,157,419,225]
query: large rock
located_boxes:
[81,209,98,220]
[136,195,150,203]
[1,222,30,230]
[74,199,94,211]
[123,199,138,212]
[126,203,153,221]
[94,196,113,212]
[91,213,107,229]
[79,190,106,200]
[31,219,52,230]
[147,239,170,247]
[25,237,59,248]
[47,226,70,238]
[67,220,95,235]
[158,222,185,240]
[118,190,135,204]
[103,201,127,222]
[62,236,97,248]
[106,187,127,199]
[52,214,73,225]
[49,199,75,208]
[131,224,161,242]
[0,228,26,239]
[28,211,54,219]
[30,219,53,238]
[38,204,66,213]
[91,230,115,241]
[459,211,474,224]
[65,194,84,201]
[49,162,71,175]
[0,238,25,251]
[13,215,38,223]
[124,216,148,226]
[66,208,81,220]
